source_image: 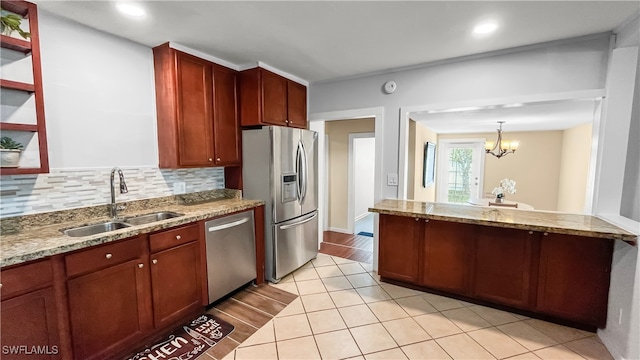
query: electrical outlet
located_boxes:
[387,174,398,186]
[173,181,186,194]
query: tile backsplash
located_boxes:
[0,167,225,218]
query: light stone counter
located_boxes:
[0,190,264,268]
[370,199,637,245]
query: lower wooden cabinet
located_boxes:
[473,227,535,308]
[421,220,472,295]
[67,258,152,360]
[150,240,202,328]
[1,284,60,360]
[65,236,151,360]
[537,233,613,327]
[378,215,420,283]
[377,214,616,328]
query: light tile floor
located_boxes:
[221,253,613,360]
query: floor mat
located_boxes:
[126,313,234,360]
[357,231,374,237]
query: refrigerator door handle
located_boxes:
[300,141,308,204]
[296,141,303,202]
[278,212,318,230]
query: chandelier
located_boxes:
[485,121,519,158]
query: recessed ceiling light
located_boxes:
[116,2,146,18]
[473,22,499,35]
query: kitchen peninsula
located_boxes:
[370,199,637,330]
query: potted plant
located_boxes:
[0,136,24,168]
[491,178,517,203]
[0,12,31,39]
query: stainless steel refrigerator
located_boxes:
[242,126,318,282]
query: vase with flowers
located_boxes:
[491,178,516,203]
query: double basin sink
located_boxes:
[61,211,183,237]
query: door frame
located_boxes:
[348,132,375,234]
[436,138,486,203]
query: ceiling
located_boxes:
[33,1,638,84]
[410,99,600,133]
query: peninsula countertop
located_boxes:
[370,199,637,245]
[0,190,264,268]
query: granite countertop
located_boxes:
[370,199,637,245]
[0,190,264,268]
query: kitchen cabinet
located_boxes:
[0,0,49,174]
[376,213,616,328]
[0,259,59,360]
[421,220,473,295]
[65,236,152,360]
[378,215,420,283]
[473,226,536,308]
[239,67,308,129]
[537,233,613,327]
[149,223,203,328]
[153,43,240,168]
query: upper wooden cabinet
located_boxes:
[153,43,240,168]
[239,67,308,129]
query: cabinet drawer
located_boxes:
[149,223,200,253]
[1,259,53,300]
[65,236,146,277]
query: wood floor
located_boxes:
[200,284,298,359]
[319,231,373,263]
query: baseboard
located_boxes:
[355,213,370,222]
[327,227,351,234]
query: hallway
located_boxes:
[319,231,373,264]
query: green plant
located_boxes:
[0,136,24,150]
[1,13,31,39]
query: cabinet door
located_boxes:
[67,259,151,360]
[378,215,420,283]
[1,288,60,360]
[150,241,202,328]
[421,220,473,295]
[287,80,307,128]
[261,70,287,126]
[212,65,240,166]
[176,52,215,166]
[537,233,613,327]
[473,227,535,308]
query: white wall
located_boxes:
[354,137,375,219]
[596,14,640,360]
[310,35,610,201]
[39,10,158,169]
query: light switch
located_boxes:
[173,181,186,194]
[387,174,398,186]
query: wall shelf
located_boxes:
[0,35,32,54]
[0,123,38,132]
[0,0,49,175]
[0,79,35,93]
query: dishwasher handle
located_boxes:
[208,217,250,232]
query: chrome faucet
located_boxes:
[110,167,128,218]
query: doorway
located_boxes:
[350,133,375,236]
[436,139,486,203]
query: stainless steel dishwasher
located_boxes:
[205,210,256,304]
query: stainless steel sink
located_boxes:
[123,211,184,226]
[62,221,132,237]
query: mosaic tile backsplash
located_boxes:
[0,167,225,218]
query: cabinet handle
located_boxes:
[138,263,144,268]
[208,158,213,162]
[105,253,113,259]
[543,232,549,236]
[216,158,221,162]
[176,235,181,240]
[415,218,419,221]
[529,231,534,235]
[425,219,429,223]
[152,259,158,264]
